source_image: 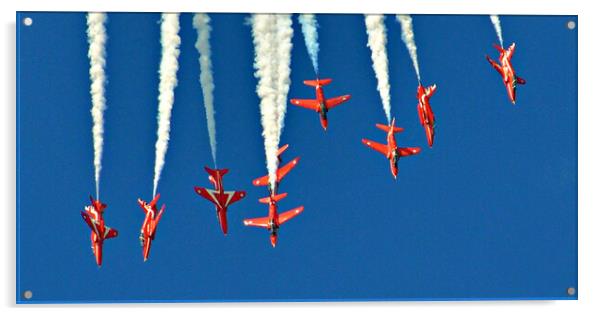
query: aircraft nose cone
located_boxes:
[424,128,434,148]
[270,235,278,247]
[94,245,102,266]
[219,215,229,235]
[320,117,328,130]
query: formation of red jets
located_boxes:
[81,42,524,265]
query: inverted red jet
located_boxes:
[362,118,421,179]
[290,78,351,130]
[194,167,246,235]
[417,83,437,147]
[253,144,299,194]
[80,196,118,266]
[137,194,165,262]
[243,192,304,247]
[486,43,526,104]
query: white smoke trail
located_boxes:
[396,14,421,81]
[251,14,294,191]
[364,14,392,124]
[490,15,504,47]
[192,13,217,167]
[251,14,280,191]
[153,13,181,197]
[298,14,319,74]
[275,14,293,144]
[86,13,108,199]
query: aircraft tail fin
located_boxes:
[149,193,161,208]
[493,43,504,53]
[303,78,332,87]
[137,198,146,211]
[204,166,229,178]
[89,195,107,212]
[259,192,288,204]
[516,76,526,85]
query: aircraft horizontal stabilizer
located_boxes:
[303,78,332,87]
[259,192,288,204]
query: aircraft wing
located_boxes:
[486,55,503,75]
[290,99,319,111]
[194,187,220,205]
[278,206,304,225]
[243,216,269,228]
[252,174,269,187]
[253,157,300,186]
[362,139,389,157]
[325,95,351,109]
[507,43,515,58]
[223,190,246,207]
[396,147,421,157]
[104,226,118,239]
[276,157,300,182]
[81,211,100,235]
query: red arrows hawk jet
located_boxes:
[362,118,421,179]
[290,78,351,130]
[137,194,165,262]
[486,43,526,104]
[252,144,299,194]
[80,196,118,266]
[243,192,304,247]
[194,167,246,235]
[417,83,437,147]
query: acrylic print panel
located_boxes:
[16,12,577,303]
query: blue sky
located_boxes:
[17,12,577,302]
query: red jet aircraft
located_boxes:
[194,167,246,235]
[486,43,526,104]
[243,192,304,247]
[80,196,118,266]
[362,118,421,179]
[290,78,351,130]
[417,83,437,147]
[137,194,165,262]
[252,144,299,194]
